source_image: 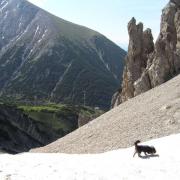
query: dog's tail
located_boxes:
[134,140,141,146]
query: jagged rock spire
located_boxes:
[111,18,154,107]
[112,0,180,108]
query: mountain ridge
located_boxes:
[0,0,126,108]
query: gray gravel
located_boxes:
[32,75,180,154]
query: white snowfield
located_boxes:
[0,134,180,180]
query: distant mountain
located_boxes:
[0,0,126,109]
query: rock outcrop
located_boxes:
[111,18,154,106]
[78,111,103,127]
[112,0,180,107]
[0,103,104,153]
[0,104,59,153]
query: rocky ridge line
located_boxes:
[112,0,180,107]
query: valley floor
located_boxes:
[0,134,180,180]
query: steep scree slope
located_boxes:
[32,74,180,153]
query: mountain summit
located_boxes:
[0,0,126,108]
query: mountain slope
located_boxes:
[0,0,126,109]
[32,74,180,153]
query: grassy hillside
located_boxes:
[0,99,104,153]
[17,103,104,136]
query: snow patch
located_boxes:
[97,49,118,80]
[38,29,48,43]
[19,22,22,28]
[0,0,5,5]
[34,25,40,36]
[0,0,8,11]
[0,134,180,180]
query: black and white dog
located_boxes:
[133,140,156,157]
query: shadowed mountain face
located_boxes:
[0,104,61,153]
[0,103,102,153]
[0,0,126,109]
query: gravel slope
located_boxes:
[32,75,180,153]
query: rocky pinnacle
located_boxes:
[112,0,180,108]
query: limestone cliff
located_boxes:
[112,0,180,107]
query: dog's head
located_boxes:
[151,147,156,153]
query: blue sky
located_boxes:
[28,0,169,49]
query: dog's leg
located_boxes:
[133,151,137,157]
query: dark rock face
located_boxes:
[0,102,103,153]
[0,0,126,109]
[78,111,103,127]
[112,0,180,108]
[171,0,180,6]
[0,104,59,153]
